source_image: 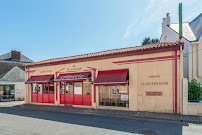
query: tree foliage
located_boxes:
[188,79,201,102]
[142,37,159,45]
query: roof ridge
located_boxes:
[189,13,202,25]
[0,52,11,59]
[0,51,33,63]
[20,53,34,62]
[23,42,181,67]
[171,22,190,24]
[29,42,165,62]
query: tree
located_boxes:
[141,37,159,45]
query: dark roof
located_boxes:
[0,66,25,82]
[0,52,33,63]
[189,13,202,41]
[24,42,183,67]
[0,61,24,76]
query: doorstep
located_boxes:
[15,104,202,124]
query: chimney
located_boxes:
[163,13,170,26]
[11,51,21,60]
[162,13,171,40]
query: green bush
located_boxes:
[188,79,201,102]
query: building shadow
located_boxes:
[0,107,187,134]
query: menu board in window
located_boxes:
[74,82,82,95]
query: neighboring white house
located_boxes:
[160,13,202,83]
[0,66,25,100]
[0,51,33,101]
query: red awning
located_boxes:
[25,75,53,84]
[94,69,128,86]
[55,72,91,82]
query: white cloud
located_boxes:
[184,11,201,22]
[122,26,132,39]
[121,0,201,42]
[145,0,156,11]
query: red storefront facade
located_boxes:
[26,75,55,104]
[24,42,183,114]
[55,72,92,106]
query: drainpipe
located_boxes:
[180,43,183,114]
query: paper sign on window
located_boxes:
[74,87,82,95]
[119,86,127,93]
[121,95,128,101]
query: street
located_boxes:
[0,106,190,135]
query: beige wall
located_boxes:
[25,50,182,114]
[189,38,202,84]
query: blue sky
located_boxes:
[0,0,201,62]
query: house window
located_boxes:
[43,83,48,94]
[32,84,37,94]
[37,84,42,94]
[74,82,82,95]
[49,82,54,94]
[99,85,129,107]
[65,82,73,94]
[83,80,91,95]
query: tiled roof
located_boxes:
[0,52,33,63]
[24,42,182,67]
[0,66,25,82]
[169,13,202,42]
[0,61,24,76]
[170,23,196,41]
[189,13,202,41]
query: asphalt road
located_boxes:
[0,107,190,135]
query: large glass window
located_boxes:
[37,84,42,94]
[43,84,48,94]
[83,80,91,95]
[99,85,129,107]
[0,86,3,100]
[65,82,73,94]
[1,86,15,100]
[74,82,82,95]
[60,82,64,94]
[32,84,37,94]
[49,82,54,94]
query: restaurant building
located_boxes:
[24,42,183,114]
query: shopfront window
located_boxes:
[83,80,91,95]
[49,82,54,94]
[60,82,64,94]
[43,84,48,94]
[37,84,42,94]
[99,85,129,107]
[1,85,15,100]
[32,84,37,94]
[66,82,73,94]
[74,82,82,95]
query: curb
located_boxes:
[15,105,202,124]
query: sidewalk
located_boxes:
[15,104,202,123]
[0,101,25,107]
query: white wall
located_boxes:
[189,38,202,84]
[198,38,202,77]
[160,22,190,79]
[0,81,25,100]
[183,78,202,116]
[15,83,25,100]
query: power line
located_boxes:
[183,47,202,55]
